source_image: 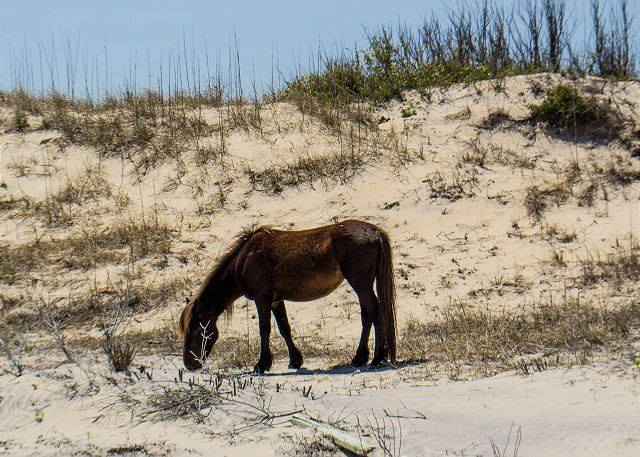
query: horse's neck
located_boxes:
[201,268,241,317]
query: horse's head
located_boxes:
[179,297,219,370]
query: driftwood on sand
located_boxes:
[290,413,376,455]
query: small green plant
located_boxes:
[400,106,417,118]
[492,78,506,93]
[528,84,619,134]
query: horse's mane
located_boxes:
[179,226,267,337]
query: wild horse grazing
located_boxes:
[179,219,397,373]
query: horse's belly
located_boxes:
[280,268,344,302]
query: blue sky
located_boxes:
[0,1,636,96]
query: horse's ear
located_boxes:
[184,296,190,304]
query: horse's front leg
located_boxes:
[254,298,273,374]
[272,300,303,369]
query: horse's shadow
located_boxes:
[256,358,428,377]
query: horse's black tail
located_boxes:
[376,228,397,363]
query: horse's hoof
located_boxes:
[370,358,386,367]
[288,353,303,369]
[351,354,368,367]
[253,358,272,374]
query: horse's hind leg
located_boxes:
[355,289,387,366]
[351,298,373,366]
[272,301,303,369]
[254,298,273,374]
[341,265,386,366]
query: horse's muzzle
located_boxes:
[183,355,203,371]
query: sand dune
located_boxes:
[1,73,639,455]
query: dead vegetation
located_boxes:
[579,238,640,286]
[33,92,213,165]
[524,154,640,221]
[208,330,348,371]
[3,271,191,339]
[53,164,114,205]
[523,183,570,221]
[282,435,339,456]
[460,140,490,168]
[477,109,514,130]
[101,323,137,373]
[0,216,175,285]
[0,333,25,377]
[0,242,41,284]
[0,194,26,213]
[423,169,478,201]
[131,372,297,433]
[400,294,638,376]
[541,223,577,243]
[244,150,368,194]
[460,139,537,170]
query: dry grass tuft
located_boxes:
[102,333,137,372]
[477,108,513,130]
[208,331,347,370]
[10,107,29,132]
[580,238,640,285]
[38,215,175,264]
[0,242,41,284]
[105,218,175,260]
[0,333,25,376]
[600,154,640,185]
[0,216,175,286]
[491,145,537,169]
[39,92,212,162]
[400,295,638,374]
[460,139,490,168]
[525,155,640,221]
[542,223,577,243]
[523,183,570,221]
[54,166,113,205]
[0,194,25,213]
[424,170,478,201]
[244,150,367,194]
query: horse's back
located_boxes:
[236,220,382,301]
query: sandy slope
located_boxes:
[1,73,640,455]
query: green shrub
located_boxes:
[400,106,416,118]
[528,84,614,130]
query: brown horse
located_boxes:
[178,219,396,373]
